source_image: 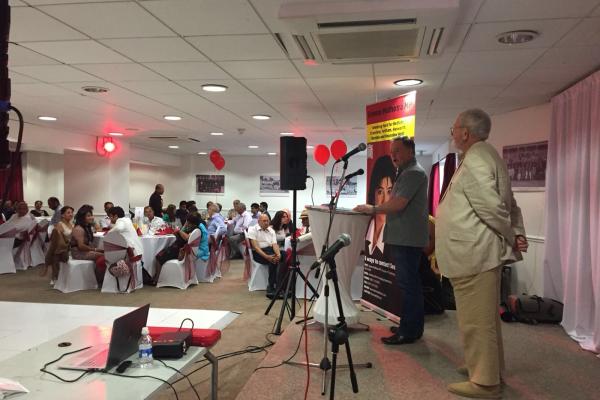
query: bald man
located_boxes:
[149,184,164,217]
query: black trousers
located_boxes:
[252,247,283,291]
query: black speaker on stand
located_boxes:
[280,136,307,191]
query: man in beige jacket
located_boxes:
[436,109,528,399]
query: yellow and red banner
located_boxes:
[366,91,416,143]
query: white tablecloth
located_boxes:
[94,233,176,277]
[306,206,371,325]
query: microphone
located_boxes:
[338,143,366,163]
[310,233,351,270]
[344,168,364,181]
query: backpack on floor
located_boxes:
[507,294,563,324]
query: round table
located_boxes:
[306,206,371,325]
[94,233,176,277]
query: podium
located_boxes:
[306,206,371,325]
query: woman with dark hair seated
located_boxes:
[71,206,106,285]
[270,210,290,244]
[162,204,182,229]
[153,212,208,284]
[41,206,74,284]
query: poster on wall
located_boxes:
[259,175,288,196]
[326,175,358,197]
[361,91,416,322]
[196,175,224,194]
[503,141,548,191]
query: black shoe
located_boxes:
[389,326,399,334]
[381,334,417,345]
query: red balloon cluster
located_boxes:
[330,139,347,161]
[313,139,348,165]
[209,150,225,170]
[314,144,330,166]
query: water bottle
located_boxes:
[138,327,153,368]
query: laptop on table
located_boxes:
[59,304,150,372]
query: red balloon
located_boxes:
[330,140,347,161]
[214,157,225,170]
[209,150,221,163]
[314,144,330,166]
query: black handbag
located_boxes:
[507,294,563,324]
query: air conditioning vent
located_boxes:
[317,18,416,29]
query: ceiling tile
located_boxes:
[218,60,299,79]
[375,74,445,91]
[186,34,286,61]
[118,81,191,97]
[461,19,579,52]
[593,3,600,15]
[183,79,264,104]
[39,2,174,39]
[8,43,60,67]
[21,41,130,64]
[9,72,40,84]
[25,0,130,4]
[11,65,98,83]
[451,49,546,73]
[75,63,165,82]
[141,0,268,36]
[476,0,599,22]
[444,24,471,53]
[293,60,372,78]
[531,45,600,70]
[9,0,27,6]
[555,17,600,47]
[10,7,86,42]
[499,79,566,98]
[241,78,318,104]
[457,0,485,23]
[373,52,456,75]
[444,69,523,87]
[143,62,229,80]
[101,37,206,62]
[12,82,77,97]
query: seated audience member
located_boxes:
[247,214,281,297]
[162,204,182,229]
[48,197,62,226]
[207,204,226,236]
[259,202,271,220]
[250,203,261,221]
[188,204,199,213]
[144,206,166,234]
[80,204,101,231]
[1,201,35,246]
[299,209,310,235]
[176,200,188,226]
[270,210,291,244]
[2,199,15,220]
[206,201,214,210]
[30,200,50,217]
[227,202,252,258]
[71,206,106,285]
[154,212,207,283]
[100,201,114,229]
[42,206,74,284]
[227,208,237,221]
[216,202,223,213]
[186,200,197,211]
[107,206,143,256]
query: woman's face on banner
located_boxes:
[375,177,393,206]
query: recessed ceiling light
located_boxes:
[497,30,539,45]
[252,114,271,120]
[164,115,182,121]
[108,132,123,136]
[37,116,57,121]
[267,152,277,155]
[198,152,207,155]
[307,145,314,149]
[280,132,294,136]
[210,132,224,136]
[394,79,423,87]
[82,86,109,93]
[248,145,259,149]
[168,145,179,149]
[201,84,228,92]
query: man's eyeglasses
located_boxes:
[450,126,464,136]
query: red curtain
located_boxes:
[0,152,24,202]
[440,153,457,199]
[428,162,440,216]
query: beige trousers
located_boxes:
[451,266,504,386]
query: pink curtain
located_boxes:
[544,71,600,353]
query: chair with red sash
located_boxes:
[29,220,48,267]
[157,229,201,289]
[245,237,269,291]
[12,219,38,270]
[54,258,97,293]
[0,228,17,274]
[215,231,230,277]
[101,230,143,293]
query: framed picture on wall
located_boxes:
[259,175,288,196]
[502,141,548,191]
[326,175,358,197]
[196,174,225,194]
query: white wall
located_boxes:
[22,151,64,206]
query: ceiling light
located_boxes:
[164,115,182,121]
[108,132,123,136]
[103,141,116,153]
[280,132,294,136]
[210,132,224,136]
[198,152,207,155]
[37,116,57,121]
[82,86,109,93]
[267,152,277,156]
[168,145,179,149]
[248,145,259,149]
[307,145,314,149]
[202,84,228,92]
[252,114,271,120]
[497,30,540,45]
[394,79,423,87]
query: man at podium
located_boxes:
[355,136,429,345]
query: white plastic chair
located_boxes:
[157,229,201,289]
[0,237,16,274]
[29,221,48,267]
[101,231,143,293]
[54,258,98,293]
[246,238,269,291]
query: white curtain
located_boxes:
[544,70,600,353]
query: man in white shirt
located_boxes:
[144,206,166,234]
[100,201,114,230]
[228,202,253,258]
[108,206,143,257]
[247,214,281,296]
[250,203,262,221]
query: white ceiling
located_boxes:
[6,0,600,156]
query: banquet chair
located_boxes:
[29,221,48,267]
[13,220,39,270]
[214,228,230,278]
[0,234,16,274]
[157,229,201,289]
[245,237,269,291]
[54,258,98,293]
[101,230,143,293]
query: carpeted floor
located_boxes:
[1,263,598,400]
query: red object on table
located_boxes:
[147,327,221,348]
[136,227,142,236]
